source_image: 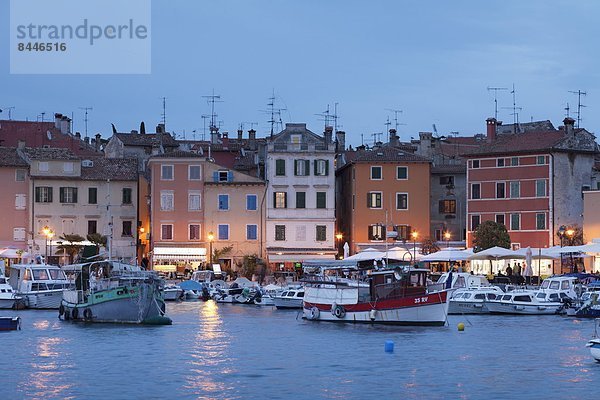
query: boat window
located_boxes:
[549,281,559,290]
[462,293,472,299]
[24,269,32,281]
[536,293,546,299]
[0,289,5,293]
[281,291,288,297]
[561,281,570,290]
[453,293,463,299]
[549,294,559,301]
[514,295,531,302]
[486,294,496,300]
[296,292,304,298]
[33,269,49,280]
[541,280,550,289]
[287,292,295,297]
[559,293,569,299]
[502,295,512,301]
[455,276,466,288]
[474,294,485,300]
[49,269,67,280]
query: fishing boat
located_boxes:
[59,260,171,325]
[273,287,305,309]
[0,316,21,331]
[302,263,450,326]
[586,319,600,362]
[7,263,72,309]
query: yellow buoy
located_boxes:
[457,322,465,331]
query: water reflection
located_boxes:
[23,336,72,400]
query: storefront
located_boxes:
[152,247,207,273]
[266,248,337,272]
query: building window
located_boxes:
[275,225,286,241]
[189,191,201,211]
[316,192,326,209]
[316,225,327,241]
[13,227,26,242]
[63,162,74,173]
[536,155,546,165]
[15,169,27,182]
[472,160,480,169]
[368,224,384,240]
[160,191,174,211]
[274,192,287,208]
[536,180,546,197]
[218,170,230,182]
[88,187,97,204]
[314,159,329,176]
[440,176,454,186]
[35,187,53,203]
[62,218,75,234]
[39,161,49,172]
[294,160,310,176]
[161,224,173,240]
[189,165,202,180]
[439,199,456,214]
[536,213,546,230]
[471,183,480,200]
[394,225,411,241]
[296,225,306,241]
[275,159,286,176]
[296,192,306,209]
[509,181,520,198]
[122,221,133,237]
[218,194,229,210]
[370,166,382,180]
[396,193,408,210]
[496,182,505,199]
[510,214,520,230]
[471,215,481,231]
[161,165,174,180]
[397,166,408,180]
[88,220,97,235]
[189,224,201,240]
[59,187,78,203]
[15,194,26,210]
[497,158,505,167]
[495,214,505,226]
[122,188,133,205]
[247,225,258,240]
[218,224,229,240]
[511,157,519,166]
[367,192,382,208]
[246,194,257,211]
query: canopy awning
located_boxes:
[153,247,206,261]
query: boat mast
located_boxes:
[107,179,113,261]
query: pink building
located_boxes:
[0,147,30,252]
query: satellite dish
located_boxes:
[46,130,53,140]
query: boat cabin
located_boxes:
[8,264,70,293]
[369,268,429,301]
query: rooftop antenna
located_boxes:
[333,102,340,133]
[384,116,392,133]
[160,97,167,130]
[202,90,222,132]
[360,133,364,146]
[240,122,258,131]
[201,115,210,140]
[487,86,508,120]
[40,112,46,122]
[501,84,521,133]
[564,103,570,118]
[79,106,93,138]
[263,90,287,136]
[371,132,383,145]
[316,104,332,130]
[569,89,587,128]
[385,108,403,131]
[0,106,15,120]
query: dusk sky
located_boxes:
[2,0,600,146]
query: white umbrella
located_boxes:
[344,250,385,262]
[513,247,558,260]
[524,247,533,275]
[343,242,350,259]
[0,248,28,259]
[467,246,522,260]
[420,249,471,262]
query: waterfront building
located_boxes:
[464,117,597,252]
[265,124,337,270]
[335,145,431,257]
[583,189,600,272]
[0,147,30,254]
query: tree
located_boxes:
[56,234,86,263]
[86,233,107,255]
[472,221,511,252]
[557,225,584,246]
[421,237,440,255]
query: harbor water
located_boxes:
[1,301,598,400]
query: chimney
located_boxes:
[563,117,575,135]
[486,117,498,142]
[237,129,243,140]
[94,133,101,151]
[54,113,63,130]
[335,130,346,152]
[418,132,433,158]
[248,129,256,150]
[324,126,333,145]
[210,126,220,144]
[222,132,229,148]
[17,140,26,149]
[75,132,81,140]
[389,129,399,146]
[156,124,164,134]
[84,137,90,145]
[60,116,71,134]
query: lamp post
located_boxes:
[444,231,451,249]
[47,230,54,264]
[411,231,418,263]
[558,225,566,273]
[566,228,575,272]
[335,233,343,259]
[207,231,214,266]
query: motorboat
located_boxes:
[273,287,305,309]
[0,316,21,331]
[448,286,504,314]
[574,282,600,318]
[0,274,24,309]
[8,263,72,309]
[179,280,210,301]
[429,272,492,293]
[586,318,600,362]
[302,264,450,326]
[163,284,184,301]
[485,291,563,315]
[59,260,171,325]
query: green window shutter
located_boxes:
[35,187,40,202]
[73,188,78,203]
[294,160,298,176]
[325,160,329,176]
[59,188,65,203]
[314,160,318,175]
[305,160,310,175]
[48,187,53,202]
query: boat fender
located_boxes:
[333,305,346,319]
[369,309,377,321]
[72,307,79,320]
[330,302,338,315]
[83,308,93,321]
[59,304,65,317]
[308,306,320,320]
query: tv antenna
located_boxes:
[240,122,258,131]
[201,115,210,140]
[0,106,15,120]
[487,86,508,120]
[371,132,383,145]
[262,90,286,136]
[160,97,167,130]
[384,116,392,133]
[569,89,587,128]
[333,102,340,133]
[385,108,403,130]
[38,112,46,122]
[564,103,570,118]
[202,90,223,132]
[79,106,93,138]
[500,84,521,133]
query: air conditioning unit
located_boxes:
[82,160,94,167]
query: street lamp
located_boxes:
[411,231,418,263]
[558,225,566,272]
[444,231,451,249]
[41,225,53,261]
[335,233,343,259]
[207,231,214,266]
[566,228,575,272]
[47,230,54,263]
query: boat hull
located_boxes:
[273,298,303,309]
[448,301,489,314]
[587,339,600,362]
[0,298,17,309]
[0,317,21,331]
[23,290,64,309]
[163,289,183,301]
[486,301,562,315]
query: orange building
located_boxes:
[0,147,30,253]
[336,147,431,257]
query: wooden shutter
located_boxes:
[325,160,329,176]
[294,160,298,176]
[60,188,65,203]
[73,188,78,203]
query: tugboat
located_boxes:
[59,260,171,325]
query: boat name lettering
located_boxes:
[414,297,428,304]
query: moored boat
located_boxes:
[486,291,563,315]
[449,286,504,314]
[0,316,21,331]
[163,284,184,301]
[8,263,71,309]
[273,287,304,309]
[0,274,25,309]
[585,318,600,362]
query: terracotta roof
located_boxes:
[149,150,204,159]
[496,120,555,134]
[345,147,430,163]
[115,132,178,148]
[80,158,138,181]
[0,147,28,167]
[461,130,581,157]
[21,147,79,160]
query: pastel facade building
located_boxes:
[0,147,30,252]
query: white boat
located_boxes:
[302,264,450,326]
[486,291,563,315]
[449,286,504,314]
[8,263,71,309]
[163,284,184,301]
[0,274,24,309]
[273,287,305,309]
[586,319,600,362]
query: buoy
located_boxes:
[458,322,465,331]
[384,340,394,353]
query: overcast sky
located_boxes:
[2,0,600,146]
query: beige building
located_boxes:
[583,190,600,273]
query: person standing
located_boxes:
[515,262,522,276]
